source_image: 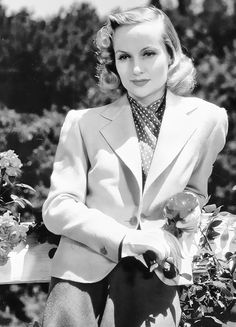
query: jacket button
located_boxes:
[100,247,108,255]
[129,216,138,226]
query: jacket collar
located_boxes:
[99,90,198,196]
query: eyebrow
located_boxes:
[115,46,157,54]
[115,50,128,54]
[142,46,156,51]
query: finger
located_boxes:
[176,219,197,227]
[149,262,159,272]
[164,231,182,259]
[176,207,200,231]
[181,209,200,223]
[176,221,198,231]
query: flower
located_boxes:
[0,150,33,265]
[0,150,23,169]
[0,211,28,265]
[0,241,12,265]
[164,192,199,220]
[0,150,23,188]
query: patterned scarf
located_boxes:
[128,91,166,184]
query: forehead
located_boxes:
[113,19,165,51]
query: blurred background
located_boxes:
[0,0,235,325]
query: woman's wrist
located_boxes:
[120,229,143,258]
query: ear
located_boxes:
[165,44,174,67]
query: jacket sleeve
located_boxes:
[42,110,128,263]
[184,107,228,208]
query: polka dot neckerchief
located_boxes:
[127,91,166,187]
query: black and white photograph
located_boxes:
[0,0,235,326]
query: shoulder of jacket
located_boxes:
[65,98,121,122]
[184,96,227,122]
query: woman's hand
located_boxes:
[175,204,201,233]
[121,229,182,270]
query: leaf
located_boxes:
[10,195,26,208]
[217,211,229,217]
[21,198,33,207]
[10,194,33,208]
[180,292,188,302]
[179,273,192,281]
[204,204,217,213]
[212,206,223,216]
[207,230,220,240]
[212,281,232,297]
[15,183,36,192]
[217,300,225,309]
[196,295,205,302]
[10,194,18,200]
[208,219,222,228]
[207,307,214,313]
[196,315,227,326]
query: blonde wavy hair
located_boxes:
[95,6,196,97]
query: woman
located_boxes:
[42,6,228,327]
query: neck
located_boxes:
[127,90,166,108]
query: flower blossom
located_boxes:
[0,150,22,177]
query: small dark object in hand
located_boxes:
[144,251,178,278]
[163,257,178,279]
[144,250,157,264]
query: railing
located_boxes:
[0,233,55,284]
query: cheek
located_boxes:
[151,58,169,79]
[115,62,128,83]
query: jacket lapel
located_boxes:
[144,91,198,192]
[99,92,198,199]
[99,95,143,195]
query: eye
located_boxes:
[143,50,156,57]
[117,53,130,61]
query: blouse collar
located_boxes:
[127,91,166,114]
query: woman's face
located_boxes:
[113,19,170,106]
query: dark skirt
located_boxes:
[42,257,181,327]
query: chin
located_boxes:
[129,90,149,99]
[132,92,153,102]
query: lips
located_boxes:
[131,79,150,86]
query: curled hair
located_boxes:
[95,6,196,97]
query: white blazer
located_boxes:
[42,90,228,284]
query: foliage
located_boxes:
[179,205,236,326]
[0,149,52,326]
[0,150,35,265]
[0,150,49,326]
[146,192,236,325]
[0,107,64,202]
[0,2,102,113]
[0,283,48,325]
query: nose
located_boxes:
[133,59,143,75]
